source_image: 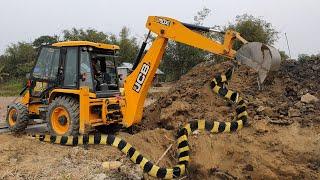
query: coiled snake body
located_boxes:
[32,67,248,179]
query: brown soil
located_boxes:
[140,59,320,179]
[0,129,175,180]
[0,59,319,179]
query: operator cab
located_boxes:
[79,46,120,98]
[29,41,121,99]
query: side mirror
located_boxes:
[26,73,30,79]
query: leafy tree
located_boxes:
[279,51,289,60]
[194,7,211,25]
[0,57,9,82]
[62,28,109,43]
[227,14,279,50]
[162,42,207,81]
[62,27,139,63]
[161,7,211,81]
[0,26,140,83]
[110,27,139,63]
[33,35,59,48]
[2,42,36,78]
[298,54,320,62]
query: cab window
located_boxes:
[80,50,94,90]
[63,47,78,87]
[32,47,60,80]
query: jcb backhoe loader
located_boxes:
[6,16,280,136]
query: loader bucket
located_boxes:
[235,42,281,84]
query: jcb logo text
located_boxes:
[133,63,150,93]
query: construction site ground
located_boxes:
[0,59,319,179]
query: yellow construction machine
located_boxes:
[6,16,280,135]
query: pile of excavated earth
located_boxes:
[140,58,320,179]
[0,58,319,179]
[143,58,320,130]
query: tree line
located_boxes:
[0,8,285,83]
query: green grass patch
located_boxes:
[0,79,24,96]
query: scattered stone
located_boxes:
[312,65,320,71]
[257,106,274,117]
[294,102,304,109]
[314,116,320,123]
[305,104,315,111]
[254,121,269,134]
[192,130,200,135]
[250,99,263,107]
[92,173,107,180]
[264,116,272,122]
[268,118,293,126]
[263,107,274,117]
[298,89,309,96]
[291,117,302,124]
[119,164,144,179]
[277,107,288,116]
[301,93,319,104]
[244,164,254,171]
[288,108,301,118]
[256,106,265,112]
[160,98,173,108]
[102,161,122,171]
[253,115,260,120]
[9,158,18,165]
[260,97,268,103]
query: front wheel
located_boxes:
[47,96,80,136]
[6,103,29,132]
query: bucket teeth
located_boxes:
[235,42,281,84]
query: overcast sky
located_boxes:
[0,0,319,58]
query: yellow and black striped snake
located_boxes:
[31,67,248,179]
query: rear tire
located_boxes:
[6,103,29,132]
[47,96,79,136]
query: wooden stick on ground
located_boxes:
[155,143,173,165]
[164,135,175,142]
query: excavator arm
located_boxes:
[121,16,280,127]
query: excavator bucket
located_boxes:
[235,42,281,84]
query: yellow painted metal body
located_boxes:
[52,41,120,50]
[49,88,123,134]
[145,16,237,58]
[18,16,246,134]
[21,91,42,115]
[50,106,71,135]
[20,87,124,134]
[122,37,168,127]
[21,91,30,105]
[121,16,243,127]
[8,108,17,126]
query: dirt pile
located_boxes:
[142,59,320,129]
[139,59,320,179]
